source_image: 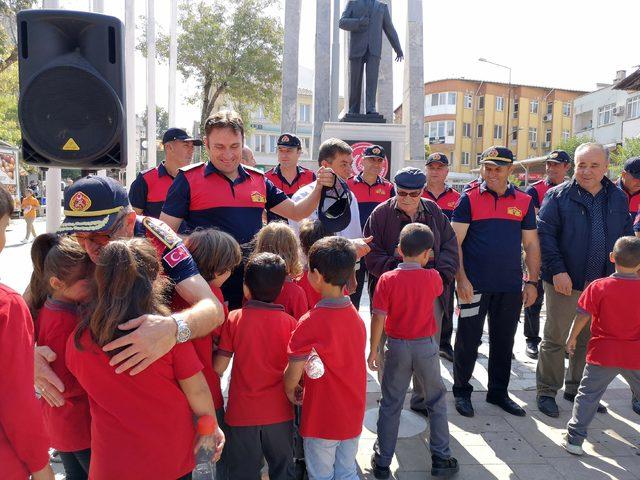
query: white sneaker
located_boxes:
[562,433,583,456]
[20,239,28,244]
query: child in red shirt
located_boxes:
[28,234,93,478]
[296,219,334,309]
[66,238,224,480]
[368,223,458,478]
[253,221,308,319]
[0,186,53,480]
[563,236,640,456]
[214,252,297,479]
[284,236,366,480]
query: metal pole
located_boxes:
[125,0,137,188]
[168,0,177,126]
[506,67,511,148]
[42,0,61,233]
[91,0,104,11]
[147,0,157,167]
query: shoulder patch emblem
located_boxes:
[507,206,522,218]
[142,216,180,249]
[180,162,205,173]
[163,244,190,268]
[251,191,267,204]
[375,188,386,195]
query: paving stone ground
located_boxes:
[3,218,638,480]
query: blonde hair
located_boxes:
[253,222,303,278]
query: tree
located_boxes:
[141,105,170,138]
[0,1,36,74]
[138,0,283,129]
[555,135,593,161]
[610,137,640,178]
[0,62,19,145]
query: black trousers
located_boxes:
[350,259,367,309]
[523,281,544,345]
[453,291,523,400]
[439,282,455,350]
[224,420,294,480]
[59,449,91,480]
[349,49,381,114]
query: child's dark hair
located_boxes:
[28,234,91,318]
[399,223,434,257]
[299,219,332,257]
[184,229,242,282]
[0,185,13,217]
[612,236,640,268]
[244,252,286,303]
[75,238,169,354]
[308,236,356,287]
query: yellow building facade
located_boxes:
[396,79,586,173]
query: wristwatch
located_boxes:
[525,280,538,287]
[171,313,191,343]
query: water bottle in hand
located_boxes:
[304,348,325,379]
[193,416,216,480]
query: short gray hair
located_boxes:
[575,142,609,163]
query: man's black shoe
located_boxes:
[455,397,474,417]
[370,455,390,479]
[633,396,640,416]
[487,396,526,417]
[537,395,559,417]
[431,455,459,477]
[439,345,454,362]
[525,341,539,359]
[563,392,607,413]
[410,406,429,418]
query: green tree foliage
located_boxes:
[0,62,19,145]
[138,0,283,130]
[555,135,594,162]
[610,137,640,178]
[0,1,36,74]
[141,105,170,138]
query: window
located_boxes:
[627,95,640,120]
[496,96,504,112]
[476,153,483,164]
[477,124,483,137]
[547,101,554,115]
[513,99,519,118]
[431,93,440,106]
[430,92,457,106]
[545,129,552,143]
[448,92,457,105]
[493,124,503,139]
[530,100,539,114]
[461,152,470,165]
[463,122,471,138]
[562,130,570,141]
[253,106,265,119]
[302,137,310,152]
[299,104,311,123]
[446,120,455,136]
[254,134,266,152]
[598,103,615,126]
[478,96,485,110]
[426,120,455,142]
[563,102,571,117]
[464,94,472,109]
[268,135,278,153]
[528,127,537,143]
[511,127,518,141]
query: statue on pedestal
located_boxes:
[339,0,403,120]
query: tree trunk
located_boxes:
[0,47,18,75]
[199,80,226,131]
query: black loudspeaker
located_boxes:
[17,10,126,169]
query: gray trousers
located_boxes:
[567,364,640,445]
[374,336,451,467]
[536,282,590,397]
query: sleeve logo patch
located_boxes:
[142,216,180,248]
[251,191,266,203]
[375,188,386,195]
[447,201,457,208]
[163,244,190,268]
[507,206,522,218]
[70,191,92,212]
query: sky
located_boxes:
[55,0,640,131]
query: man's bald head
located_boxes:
[241,145,256,167]
[575,142,609,164]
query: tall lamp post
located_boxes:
[479,58,512,149]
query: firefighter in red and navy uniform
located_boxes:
[264,133,316,222]
[347,144,395,308]
[617,156,640,218]
[522,150,571,359]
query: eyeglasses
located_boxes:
[396,190,422,198]
[74,213,126,245]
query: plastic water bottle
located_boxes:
[193,416,216,480]
[304,348,325,379]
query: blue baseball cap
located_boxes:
[426,152,449,165]
[277,133,301,149]
[318,175,352,233]
[162,127,203,146]
[623,156,640,179]
[546,150,571,164]
[394,167,426,190]
[480,146,514,166]
[363,145,385,159]
[58,175,129,233]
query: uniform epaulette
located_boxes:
[530,179,544,186]
[140,166,157,176]
[141,216,181,249]
[243,165,265,176]
[179,162,205,173]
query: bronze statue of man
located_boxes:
[339,0,403,116]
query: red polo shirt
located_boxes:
[129,163,175,219]
[577,273,640,370]
[0,284,49,480]
[275,278,309,319]
[421,185,460,220]
[525,178,558,210]
[617,178,640,216]
[36,299,91,452]
[348,174,395,229]
[295,269,322,309]
[217,301,297,426]
[171,285,227,410]
[66,330,203,480]
[288,296,366,440]
[372,263,443,339]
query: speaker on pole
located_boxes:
[17,9,126,169]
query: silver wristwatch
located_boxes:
[171,313,191,343]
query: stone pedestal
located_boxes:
[321,122,407,177]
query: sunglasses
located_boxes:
[74,213,126,245]
[396,190,422,198]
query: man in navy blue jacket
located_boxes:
[536,143,634,418]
